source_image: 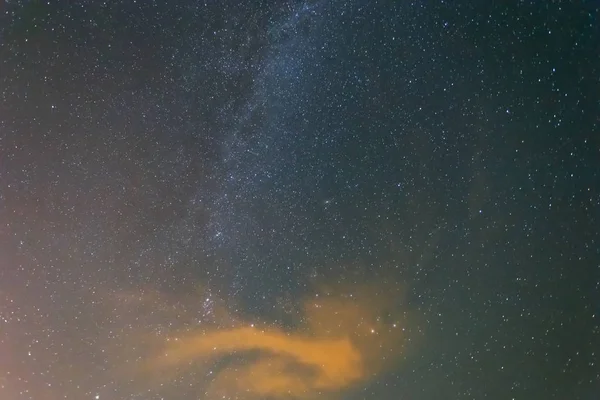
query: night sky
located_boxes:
[1,1,599,399]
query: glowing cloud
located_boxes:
[141,281,411,399]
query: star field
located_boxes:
[0,1,599,399]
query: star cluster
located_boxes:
[0,1,599,399]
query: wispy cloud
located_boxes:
[139,281,410,399]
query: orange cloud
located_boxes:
[152,326,362,397]
[142,281,410,399]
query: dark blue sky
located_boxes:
[0,1,599,399]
